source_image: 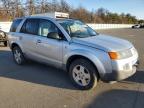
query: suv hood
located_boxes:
[72,34,133,52]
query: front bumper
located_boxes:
[102,63,138,81]
[101,52,139,82]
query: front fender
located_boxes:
[63,49,112,77]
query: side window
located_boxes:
[10,19,22,32]
[38,19,59,37]
[20,19,39,35]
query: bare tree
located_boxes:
[25,0,36,15]
[0,0,140,23]
[60,0,70,12]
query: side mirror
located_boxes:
[47,32,62,40]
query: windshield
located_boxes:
[59,20,98,38]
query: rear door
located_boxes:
[19,18,40,59]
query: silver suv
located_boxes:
[8,16,139,90]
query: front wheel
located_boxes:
[69,59,98,90]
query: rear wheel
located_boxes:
[69,59,98,90]
[12,46,26,65]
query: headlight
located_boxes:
[108,49,133,60]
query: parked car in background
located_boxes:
[8,12,139,90]
[0,29,7,46]
[132,24,140,28]
[140,24,144,28]
[132,24,144,28]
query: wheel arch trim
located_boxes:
[64,49,106,77]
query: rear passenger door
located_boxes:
[19,18,39,58]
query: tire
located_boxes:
[69,58,98,90]
[12,46,26,65]
[4,41,7,47]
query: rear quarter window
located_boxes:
[10,19,22,32]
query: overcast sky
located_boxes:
[66,0,144,19]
